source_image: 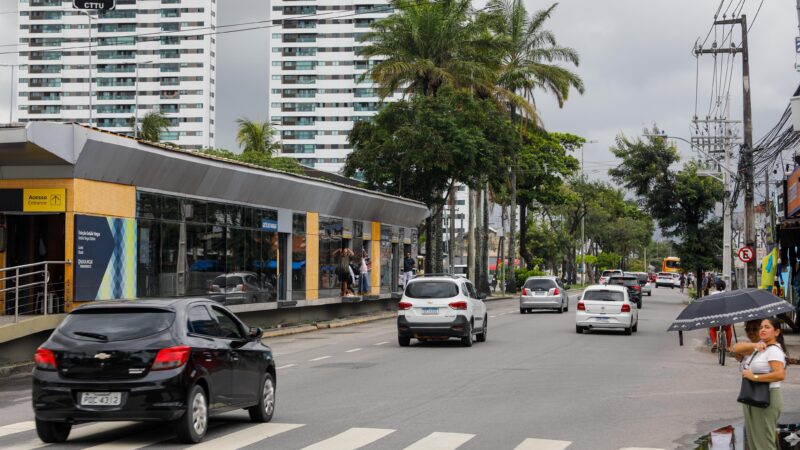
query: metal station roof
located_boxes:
[0,122,429,227]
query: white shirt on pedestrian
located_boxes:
[745,344,786,389]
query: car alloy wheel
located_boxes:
[262,377,275,417]
[192,390,208,436]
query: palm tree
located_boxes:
[236,118,281,155]
[484,0,584,292]
[358,0,497,99]
[134,111,171,142]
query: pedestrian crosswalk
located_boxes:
[0,420,668,450]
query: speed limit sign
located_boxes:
[738,246,755,263]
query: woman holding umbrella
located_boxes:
[732,317,788,450]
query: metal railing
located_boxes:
[0,260,71,323]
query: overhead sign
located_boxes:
[738,246,755,263]
[73,0,115,10]
[786,165,800,218]
[22,188,66,212]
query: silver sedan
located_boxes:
[519,276,570,314]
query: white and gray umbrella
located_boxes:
[667,288,794,332]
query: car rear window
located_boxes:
[59,307,175,342]
[610,277,638,286]
[523,279,556,290]
[405,281,459,299]
[583,290,625,302]
[601,270,619,277]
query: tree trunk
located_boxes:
[433,207,444,273]
[424,216,433,273]
[475,189,483,284]
[468,188,476,280]
[499,205,507,294]
[507,157,517,293]
[479,184,490,294]
[519,202,531,269]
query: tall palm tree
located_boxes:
[134,111,171,142]
[485,0,584,291]
[358,0,497,99]
[236,118,281,155]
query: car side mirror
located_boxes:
[249,327,263,340]
[478,293,487,300]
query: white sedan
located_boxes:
[576,284,638,335]
[655,272,680,288]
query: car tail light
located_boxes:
[552,287,560,295]
[449,301,468,310]
[633,285,641,291]
[522,288,529,296]
[151,346,191,371]
[208,285,221,293]
[577,302,585,311]
[238,284,247,292]
[35,348,57,371]
[398,301,412,310]
[621,304,631,313]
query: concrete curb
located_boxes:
[261,311,397,338]
[0,361,33,378]
[262,324,320,339]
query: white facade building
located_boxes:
[268,0,400,172]
[14,0,215,150]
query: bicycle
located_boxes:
[715,326,731,366]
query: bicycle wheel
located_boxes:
[718,329,726,366]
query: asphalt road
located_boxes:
[0,286,798,449]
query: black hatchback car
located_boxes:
[32,298,276,444]
[608,276,642,309]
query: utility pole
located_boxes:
[695,15,755,288]
[580,145,585,286]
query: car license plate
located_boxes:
[80,392,122,406]
[593,317,609,321]
[534,291,546,296]
[421,307,438,315]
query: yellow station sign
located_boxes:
[23,188,66,212]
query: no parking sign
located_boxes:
[737,246,755,263]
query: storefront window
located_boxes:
[319,216,343,298]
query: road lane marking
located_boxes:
[514,438,572,450]
[12,396,31,402]
[345,348,363,353]
[300,427,395,450]
[403,432,475,450]
[193,423,304,450]
[374,341,388,346]
[277,364,297,369]
[7,422,139,450]
[489,315,496,318]
[0,421,35,438]
[83,433,171,450]
[310,356,332,362]
[620,448,665,450]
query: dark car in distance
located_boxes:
[608,276,642,309]
[32,298,276,444]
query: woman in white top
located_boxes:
[732,317,788,450]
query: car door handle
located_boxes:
[230,352,239,362]
[202,352,213,362]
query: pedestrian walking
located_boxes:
[679,273,686,293]
[402,252,415,288]
[688,272,694,288]
[491,276,498,293]
[732,317,788,450]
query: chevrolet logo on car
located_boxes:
[94,352,112,360]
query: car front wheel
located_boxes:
[35,419,71,444]
[248,372,276,423]
[476,316,487,342]
[175,384,208,443]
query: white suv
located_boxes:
[397,275,488,347]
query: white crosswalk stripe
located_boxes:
[0,419,671,450]
[300,427,395,450]
[403,431,475,450]
[0,421,35,438]
[514,437,572,450]
[193,423,304,450]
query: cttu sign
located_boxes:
[73,0,115,10]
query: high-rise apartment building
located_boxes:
[269,0,400,172]
[14,0,216,150]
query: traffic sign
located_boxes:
[73,0,115,10]
[737,246,755,263]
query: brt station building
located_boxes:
[0,122,427,345]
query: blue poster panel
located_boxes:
[74,214,137,301]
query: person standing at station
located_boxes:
[403,252,415,288]
[359,252,370,294]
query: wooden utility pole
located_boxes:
[695,14,756,288]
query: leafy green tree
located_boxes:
[595,252,622,271]
[609,129,723,282]
[344,88,520,272]
[134,111,171,143]
[236,118,281,156]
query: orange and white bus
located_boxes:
[662,257,681,274]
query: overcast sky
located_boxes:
[0,0,798,185]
